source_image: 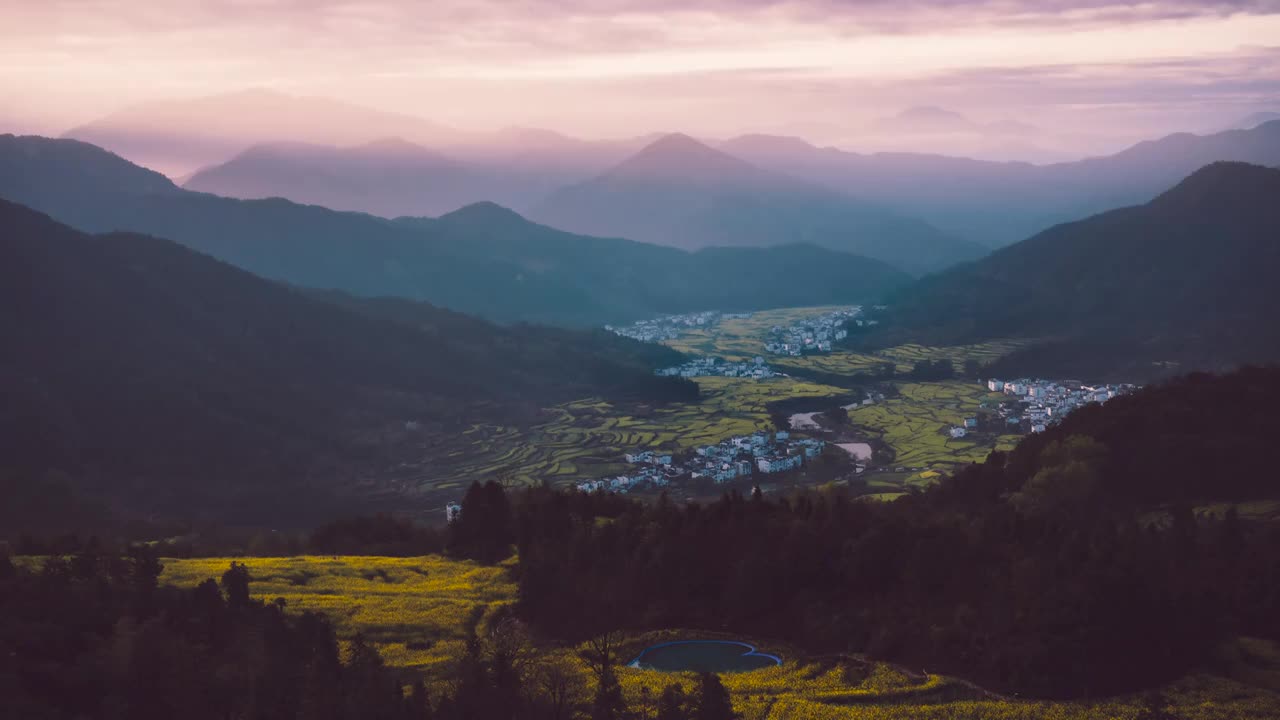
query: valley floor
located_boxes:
[354,307,1051,516]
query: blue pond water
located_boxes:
[628,640,781,673]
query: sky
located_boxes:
[2,0,1279,155]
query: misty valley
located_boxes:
[5,21,1280,719]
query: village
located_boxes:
[654,356,781,380]
[764,307,864,355]
[606,310,753,343]
[947,377,1139,437]
[575,430,825,494]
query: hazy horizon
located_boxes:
[3,0,1279,165]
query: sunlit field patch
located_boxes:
[160,555,517,674]
[156,557,1280,718]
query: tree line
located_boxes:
[0,549,419,720]
[0,547,741,720]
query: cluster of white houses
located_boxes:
[764,307,861,355]
[607,310,752,343]
[952,378,1138,436]
[575,430,825,493]
[655,356,780,380]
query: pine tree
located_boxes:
[220,561,252,610]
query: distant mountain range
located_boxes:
[183,138,489,217]
[182,134,654,216]
[528,133,984,275]
[62,88,460,177]
[0,134,911,326]
[873,106,985,134]
[60,90,1280,253]
[856,106,1085,163]
[870,106,1041,142]
[183,130,986,274]
[862,162,1280,379]
[1227,111,1280,130]
[724,120,1280,247]
[63,88,649,183]
[0,198,696,529]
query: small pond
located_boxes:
[628,640,781,673]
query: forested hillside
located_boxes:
[861,162,1280,379]
[0,200,693,531]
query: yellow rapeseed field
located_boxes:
[161,555,517,673]
[159,557,1280,719]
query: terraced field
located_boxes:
[844,382,1022,499]
[392,377,848,500]
[848,382,1020,467]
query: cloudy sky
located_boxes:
[3,0,1279,153]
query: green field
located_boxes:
[660,306,1031,377]
[663,306,854,359]
[158,556,1280,719]
[848,381,1021,471]
[775,340,1032,377]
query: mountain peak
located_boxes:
[439,201,529,227]
[879,106,979,133]
[358,136,426,152]
[0,133,180,197]
[1153,161,1280,208]
[351,136,452,163]
[607,132,759,184]
[643,132,707,152]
